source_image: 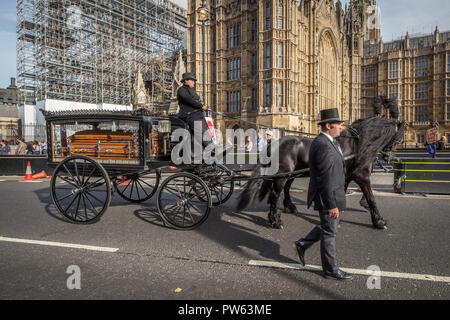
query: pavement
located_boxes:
[0,173,449,301]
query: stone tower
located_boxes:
[344,0,381,121]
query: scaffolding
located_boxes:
[16,0,186,109]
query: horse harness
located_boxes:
[343,126,359,161]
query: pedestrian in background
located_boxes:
[257,131,264,152]
[436,136,446,151]
[26,141,34,155]
[40,141,48,154]
[33,141,41,154]
[0,140,11,155]
[15,137,27,155]
[245,136,253,153]
[294,108,353,281]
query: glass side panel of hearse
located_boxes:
[50,119,141,165]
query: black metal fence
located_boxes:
[0,124,47,144]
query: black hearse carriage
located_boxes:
[42,108,234,230]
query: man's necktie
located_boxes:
[333,138,343,156]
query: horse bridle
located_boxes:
[342,126,359,161]
[343,124,399,163]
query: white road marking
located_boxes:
[248,260,450,283]
[346,189,450,200]
[0,236,119,253]
[18,180,42,183]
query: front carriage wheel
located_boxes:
[113,169,161,203]
[50,155,111,224]
[156,172,211,230]
[197,164,234,206]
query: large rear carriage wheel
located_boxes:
[50,155,111,224]
[156,172,211,230]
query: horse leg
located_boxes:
[355,177,387,229]
[360,195,370,210]
[283,178,299,215]
[268,178,286,229]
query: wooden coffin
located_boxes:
[67,130,139,160]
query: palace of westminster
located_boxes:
[186,0,450,146]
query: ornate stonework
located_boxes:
[186,0,383,136]
[131,66,151,110]
[168,50,187,115]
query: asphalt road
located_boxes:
[0,175,449,300]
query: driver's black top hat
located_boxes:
[318,108,344,125]
[181,72,197,82]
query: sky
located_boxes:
[1,0,449,89]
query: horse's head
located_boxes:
[348,117,405,164]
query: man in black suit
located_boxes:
[177,72,212,148]
[293,108,353,281]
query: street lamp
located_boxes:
[197,2,209,114]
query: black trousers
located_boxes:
[298,210,341,273]
[183,114,213,148]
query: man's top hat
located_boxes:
[318,108,344,125]
[181,72,197,82]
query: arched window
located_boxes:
[319,32,337,110]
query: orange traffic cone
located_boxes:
[119,176,130,186]
[21,162,35,181]
[32,170,47,179]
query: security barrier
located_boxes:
[394,157,450,194]
[0,155,50,176]
[393,148,450,158]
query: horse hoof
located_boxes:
[268,221,284,229]
[283,206,299,215]
[373,221,387,230]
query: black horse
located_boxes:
[236,116,405,230]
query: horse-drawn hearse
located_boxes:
[42,108,235,230]
[43,95,405,231]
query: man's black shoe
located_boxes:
[323,269,353,281]
[293,241,306,267]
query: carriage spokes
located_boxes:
[156,172,212,230]
[113,169,161,203]
[51,155,111,224]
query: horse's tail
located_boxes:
[258,179,272,202]
[236,165,264,211]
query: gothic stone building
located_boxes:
[187,0,449,146]
[361,27,450,147]
[187,0,379,136]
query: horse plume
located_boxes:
[372,96,400,120]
